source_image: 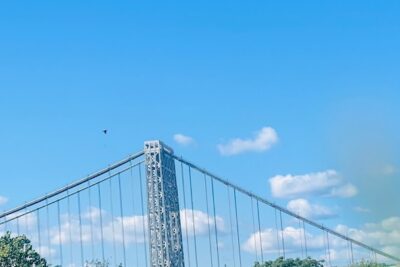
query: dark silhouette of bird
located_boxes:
[103,129,108,135]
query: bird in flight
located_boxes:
[103,129,108,135]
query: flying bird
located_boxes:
[103,129,108,135]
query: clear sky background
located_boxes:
[0,0,399,259]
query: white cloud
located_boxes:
[353,206,371,213]
[173,134,195,146]
[180,209,225,236]
[269,170,357,198]
[287,198,336,220]
[48,208,222,246]
[37,245,56,259]
[217,127,278,156]
[6,212,37,230]
[242,226,325,255]
[243,217,400,263]
[0,196,8,206]
[382,164,397,176]
[329,183,358,198]
[83,206,104,221]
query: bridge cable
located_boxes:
[203,173,214,267]
[118,173,128,267]
[279,210,286,259]
[57,200,63,267]
[234,189,243,267]
[326,231,332,266]
[256,200,264,263]
[211,177,221,267]
[250,197,259,263]
[46,198,53,265]
[78,192,84,267]
[88,181,95,260]
[138,163,149,267]
[109,176,117,267]
[130,162,140,267]
[274,208,281,257]
[297,216,304,258]
[37,209,41,257]
[188,167,199,267]
[226,186,236,267]
[302,220,308,258]
[67,189,73,265]
[16,214,20,236]
[180,162,191,267]
[345,235,350,265]
[97,183,105,263]
[350,241,354,264]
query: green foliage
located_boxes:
[0,231,48,267]
[254,257,324,267]
[84,259,123,267]
[350,260,391,267]
[254,257,393,267]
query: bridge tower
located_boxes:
[144,140,185,267]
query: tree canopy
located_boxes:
[254,257,324,267]
[0,231,48,267]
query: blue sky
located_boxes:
[0,0,399,261]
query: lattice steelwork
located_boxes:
[144,140,185,267]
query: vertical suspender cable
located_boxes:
[138,163,149,267]
[323,229,328,263]
[180,162,191,267]
[234,189,242,267]
[297,217,304,258]
[279,211,286,259]
[24,205,28,235]
[326,231,331,266]
[188,167,199,267]
[37,209,41,256]
[130,163,140,267]
[118,174,128,267]
[88,181,95,260]
[274,208,281,257]
[16,216,20,236]
[302,221,308,258]
[256,200,264,263]
[211,178,221,267]
[46,199,53,265]
[78,192,84,267]
[97,183,105,263]
[203,173,214,267]
[67,190,73,265]
[350,241,354,264]
[250,198,259,262]
[57,200,63,267]
[109,177,117,267]
[227,187,236,267]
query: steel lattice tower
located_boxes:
[144,141,185,267]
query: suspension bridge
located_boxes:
[0,140,398,266]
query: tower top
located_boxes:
[144,140,174,155]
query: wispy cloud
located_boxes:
[382,163,397,176]
[269,170,357,198]
[173,134,195,146]
[243,216,400,261]
[353,206,371,213]
[0,196,8,206]
[217,126,278,156]
[180,209,225,236]
[287,198,337,220]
